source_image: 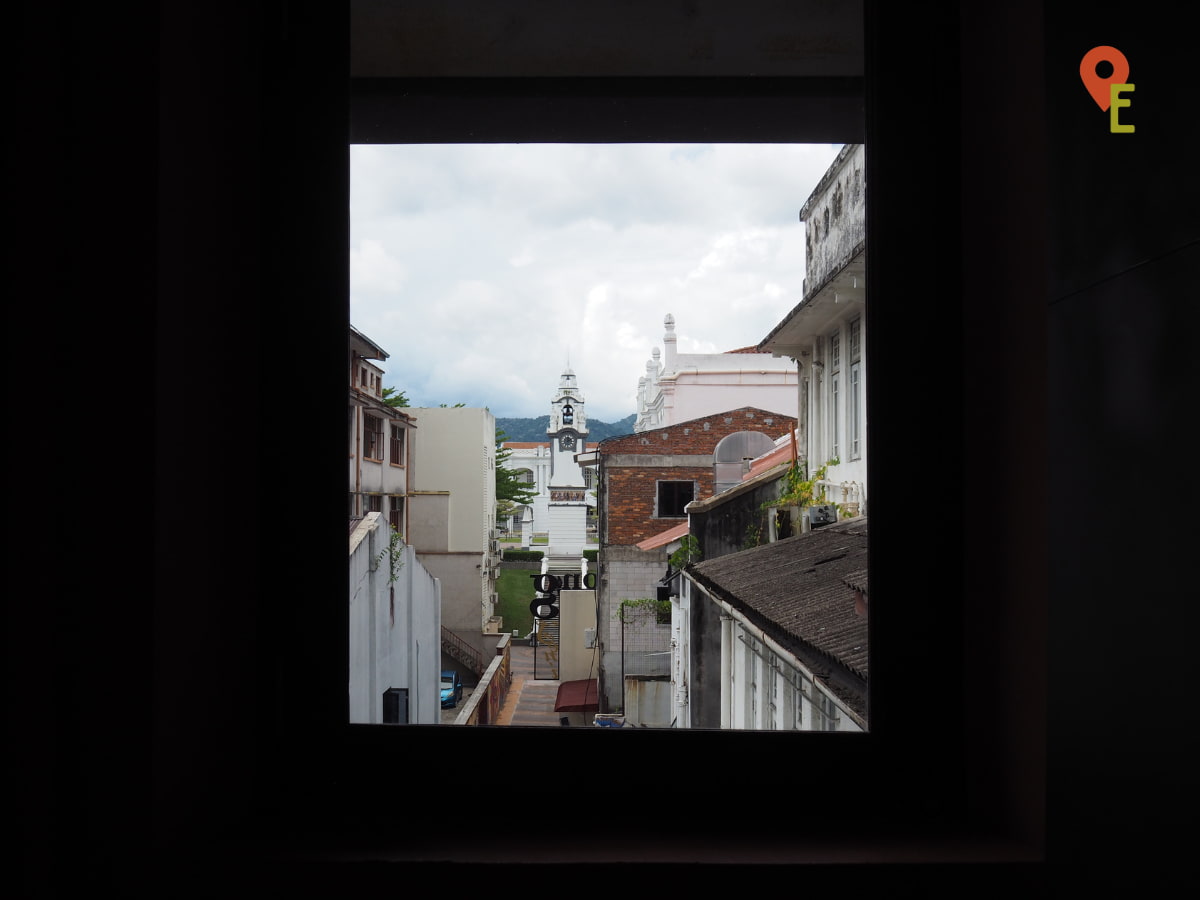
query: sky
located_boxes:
[350,142,844,423]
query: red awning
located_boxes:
[554,678,599,712]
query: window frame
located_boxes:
[363,413,384,461]
[388,496,404,534]
[654,479,696,518]
[389,423,406,466]
[829,327,841,460]
[236,0,1045,871]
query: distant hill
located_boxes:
[496,413,637,443]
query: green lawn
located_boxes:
[496,568,536,637]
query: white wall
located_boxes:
[409,406,499,635]
[558,588,598,685]
[725,613,862,732]
[348,513,442,724]
[800,310,867,515]
[409,406,496,552]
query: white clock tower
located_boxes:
[546,366,589,556]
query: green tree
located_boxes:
[381,386,409,408]
[495,428,537,519]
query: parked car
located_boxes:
[440,670,463,708]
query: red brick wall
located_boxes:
[600,407,796,546]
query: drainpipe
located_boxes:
[671,591,686,726]
[795,352,810,472]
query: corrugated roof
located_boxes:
[687,517,869,686]
[637,521,690,551]
[744,439,795,479]
[842,568,868,594]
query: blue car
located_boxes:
[440,670,463,708]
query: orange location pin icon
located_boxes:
[1080,46,1130,111]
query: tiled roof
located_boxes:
[687,517,869,689]
[724,345,767,354]
[744,439,795,479]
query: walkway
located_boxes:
[493,640,567,727]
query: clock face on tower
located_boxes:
[559,433,576,451]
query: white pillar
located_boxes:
[720,613,733,730]
[520,506,533,549]
[662,312,678,372]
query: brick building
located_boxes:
[579,406,797,713]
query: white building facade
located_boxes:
[759,143,867,515]
[348,512,442,724]
[406,405,501,640]
[545,367,591,556]
[498,368,597,543]
[634,313,799,432]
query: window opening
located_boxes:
[350,142,867,731]
[656,480,695,518]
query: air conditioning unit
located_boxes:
[490,593,499,605]
[809,504,837,528]
[490,539,499,554]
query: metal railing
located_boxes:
[441,626,484,676]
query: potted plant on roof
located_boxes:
[764,456,841,535]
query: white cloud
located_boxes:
[351,142,843,422]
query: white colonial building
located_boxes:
[759,142,867,515]
[633,313,799,432]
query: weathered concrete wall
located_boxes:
[408,492,449,552]
[692,474,788,560]
[688,577,726,729]
[595,545,669,711]
[625,676,672,727]
[801,143,866,299]
[416,550,487,644]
